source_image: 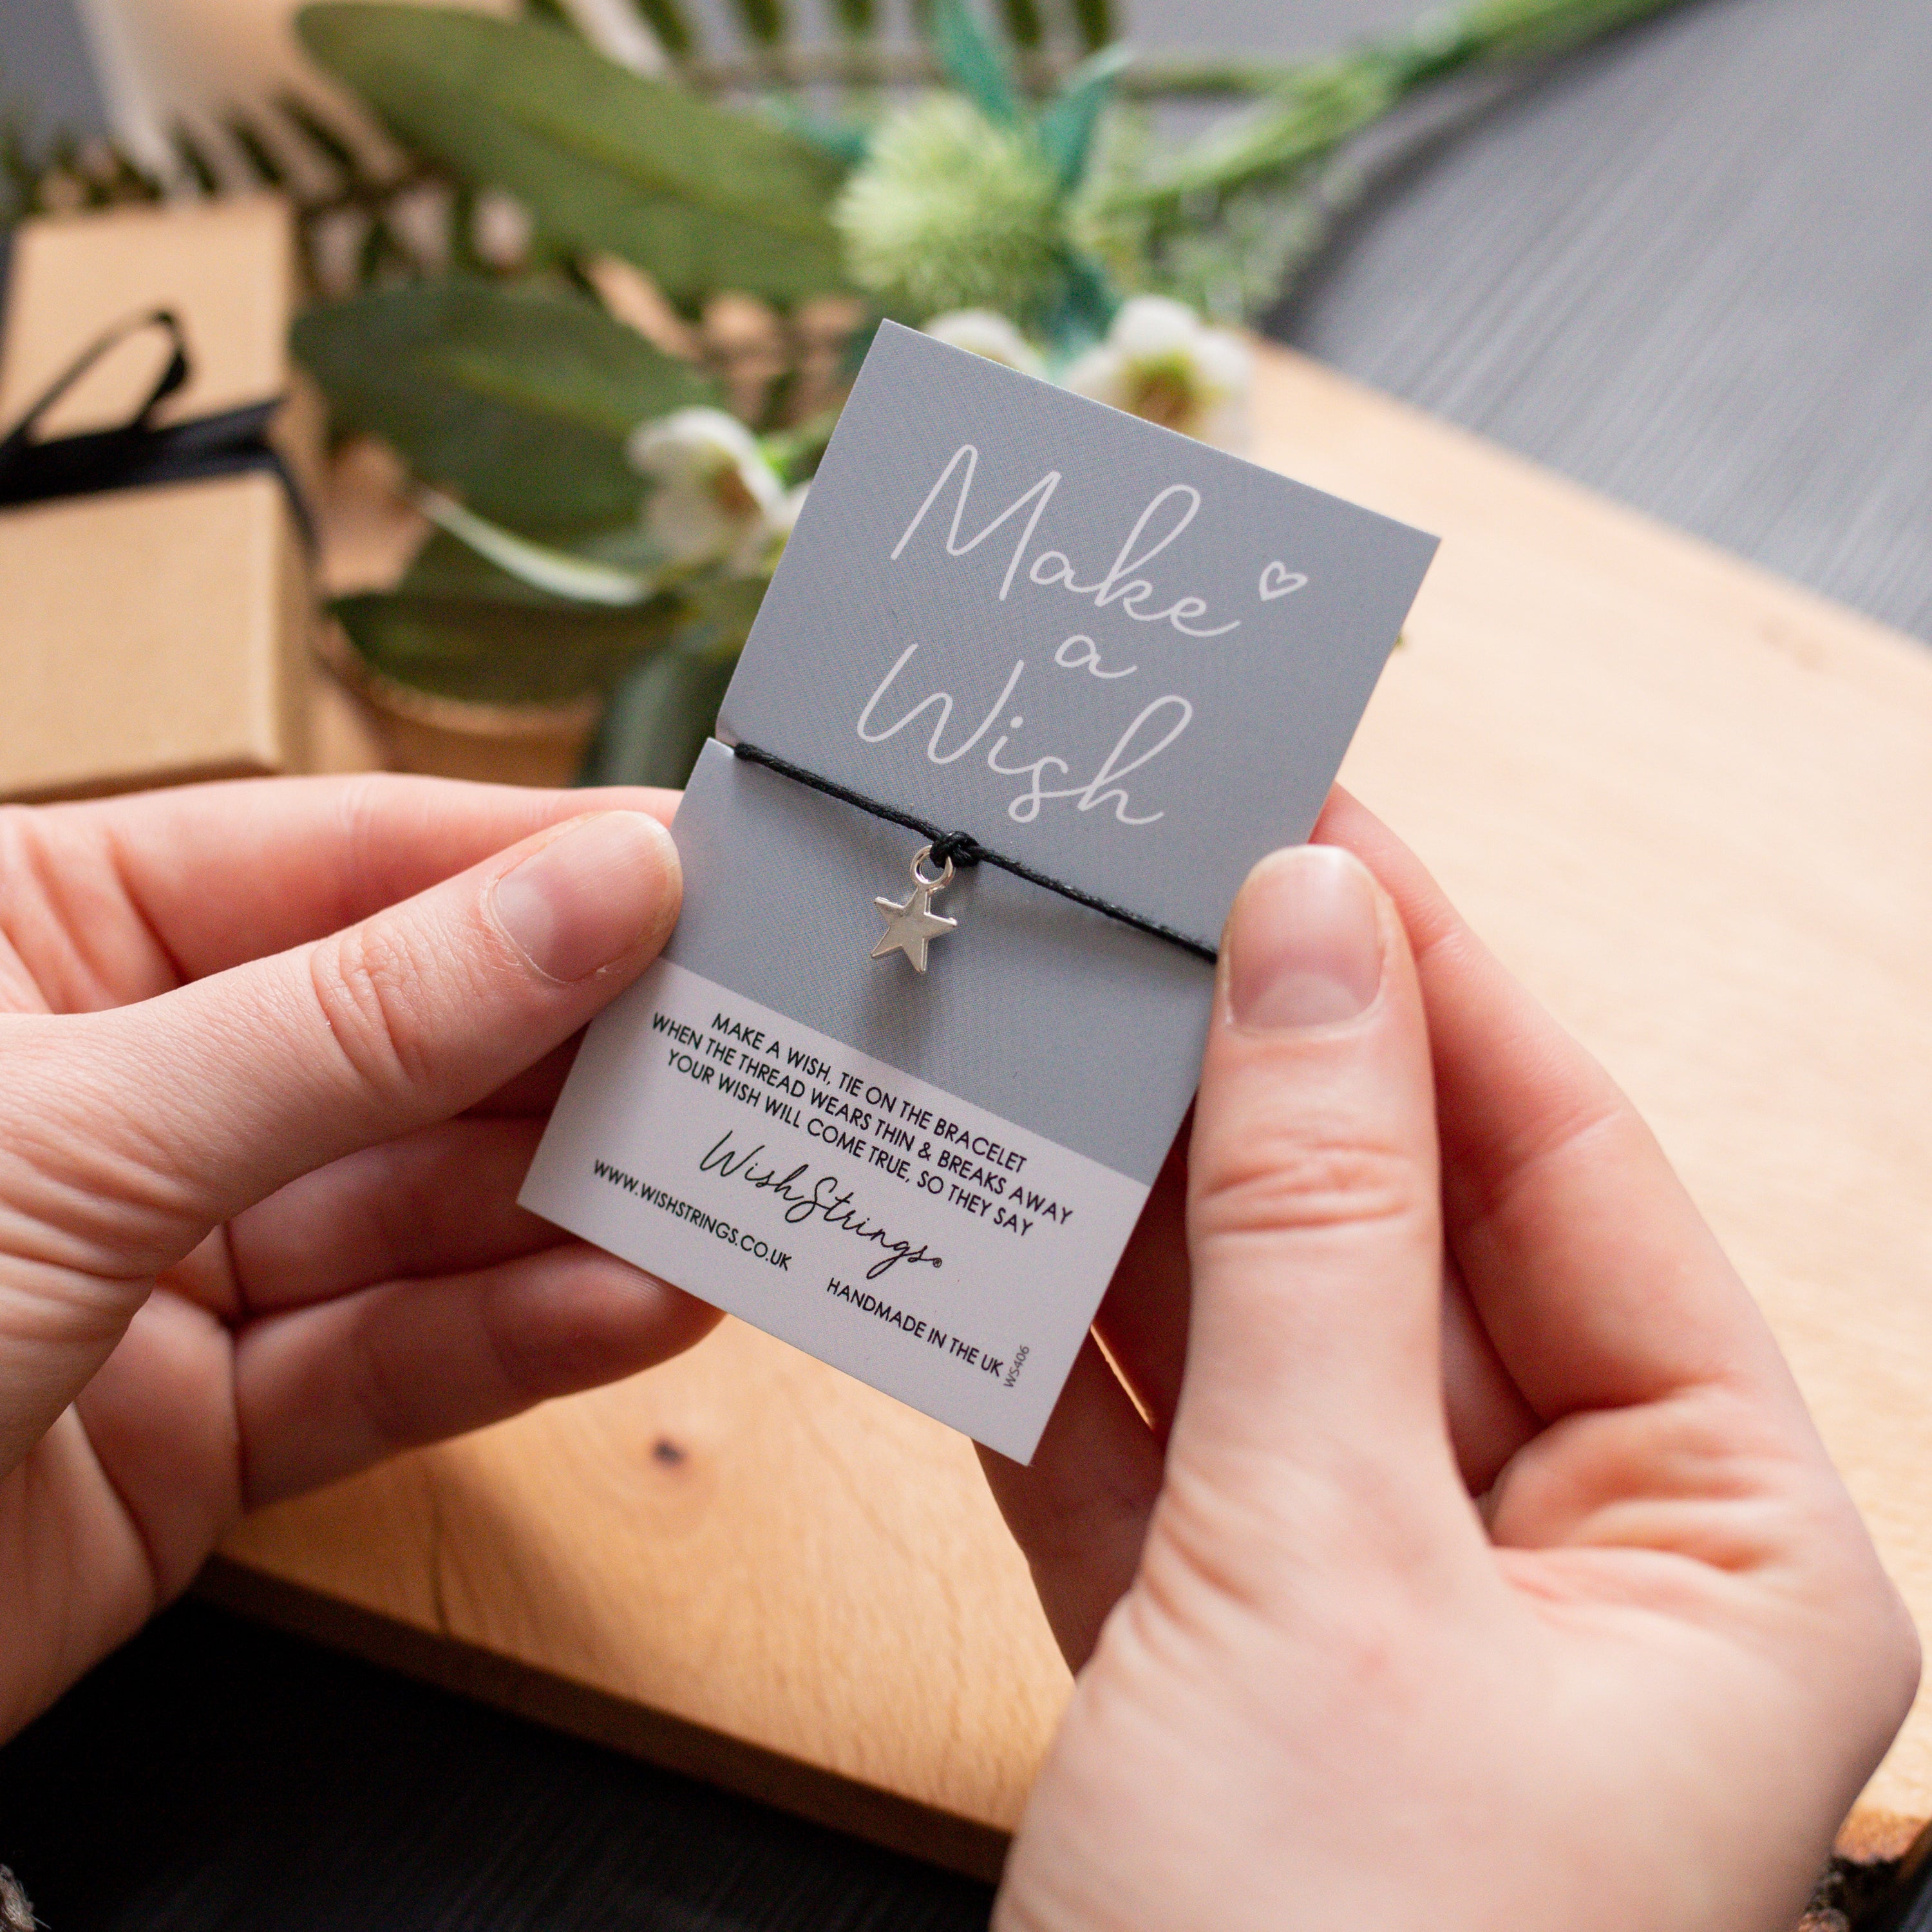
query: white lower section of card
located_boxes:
[520,960,1149,1462]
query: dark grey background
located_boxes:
[1,0,1927,1926]
[0,0,105,137]
[1256,0,1932,644]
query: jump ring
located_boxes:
[910,844,954,891]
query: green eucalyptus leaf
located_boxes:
[294,278,713,529]
[357,217,402,287]
[298,4,849,303]
[680,572,770,642]
[1036,245,1115,355]
[1037,42,1130,190]
[397,528,586,605]
[423,491,658,603]
[334,585,681,705]
[1129,54,1402,209]
[765,99,873,167]
[929,0,1019,125]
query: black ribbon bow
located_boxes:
[0,308,312,546]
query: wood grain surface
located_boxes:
[218,339,1932,1866]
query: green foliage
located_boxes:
[634,0,700,62]
[294,278,714,529]
[1037,43,1131,192]
[335,587,673,704]
[931,0,1021,124]
[577,588,761,786]
[3,0,1705,766]
[334,530,685,704]
[833,95,1063,323]
[1126,55,1406,216]
[1083,0,1695,307]
[1148,179,1331,322]
[297,4,850,305]
[265,0,1698,744]
[829,6,1135,344]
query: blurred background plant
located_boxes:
[1,0,1696,783]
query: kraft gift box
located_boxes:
[0,196,322,802]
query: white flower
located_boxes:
[922,310,1046,377]
[627,407,788,571]
[772,481,809,542]
[736,482,810,580]
[1060,296,1251,450]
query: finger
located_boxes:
[1312,787,1792,1421]
[223,1119,560,1315]
[978,1337,1163,1670]
[1167,844,1470,1564]
[1090,1124,1191,1439]
[57,810,679,1262]
[1441,1252,1539,1493]
[995,1130,1531,1662]
[468,1036,583,1118]
[234,1243,721,1504]
[32,773,677,993]
[73,1289,237,1602]
[1090,1110,1538,1501]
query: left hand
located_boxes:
[0,774,719,1740]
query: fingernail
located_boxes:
[491,812,679,983]
[1227,845,1385,1030]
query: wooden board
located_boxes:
[213,342,1932,1873]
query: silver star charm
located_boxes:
[871,845,959,974]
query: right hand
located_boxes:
[985,790,1916,1932]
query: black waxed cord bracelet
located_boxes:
[730,739,1219,965]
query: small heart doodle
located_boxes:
[1258,562,1309,601]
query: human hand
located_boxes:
[985,790,1917,1932]
[0,775,718,1739]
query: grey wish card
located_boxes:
[522,323,1437,1461]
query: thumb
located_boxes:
[1164,844,1466,1575]
[43,809,681,1271]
